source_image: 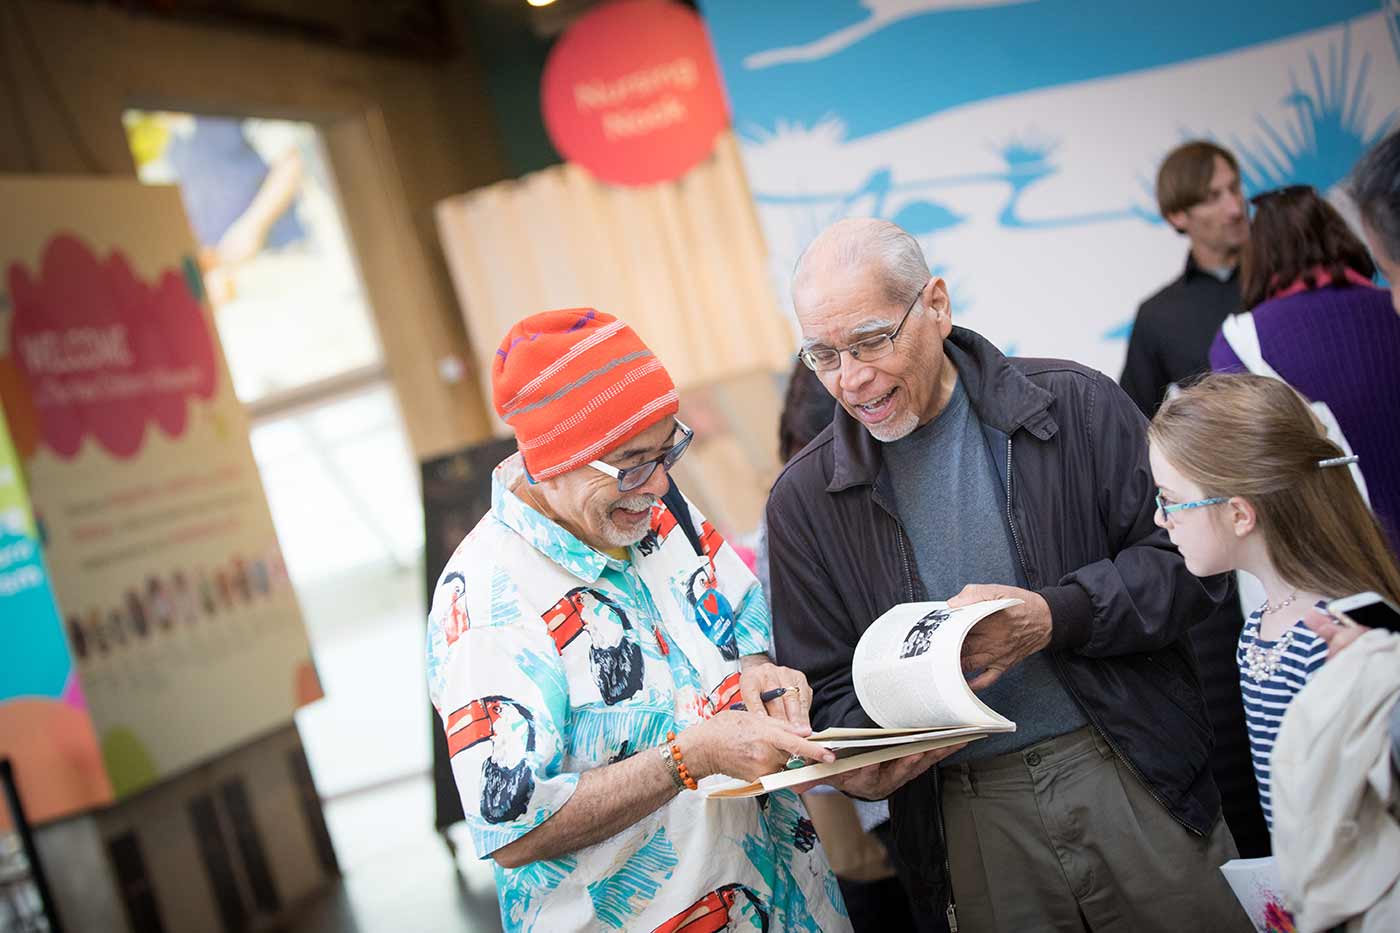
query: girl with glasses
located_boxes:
[1147,373,1400,836]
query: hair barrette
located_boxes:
[1317,454,1360,469]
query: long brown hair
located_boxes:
[1149,373,1400,605]
[1240,185,1376,309]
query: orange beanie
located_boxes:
[492,309,679,481]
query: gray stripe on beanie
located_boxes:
[500,349,654,423]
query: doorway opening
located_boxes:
[122,111,430,808]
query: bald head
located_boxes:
[788,218,954,443]
[792,218,930,309]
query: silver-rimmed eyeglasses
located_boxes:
[798,290,922,372]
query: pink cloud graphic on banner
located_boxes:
[7,234,218,459]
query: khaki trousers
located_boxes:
[941,726,1252,933]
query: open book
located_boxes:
[708,599,1019,798]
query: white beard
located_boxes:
[596,494,658,548]
[866,407,920,442]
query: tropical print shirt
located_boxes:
[426,454,849,933]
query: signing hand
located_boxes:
[1303,606,1368,658]
[738,654,813,734]
[810,746,965,800]
[680,710,834,782]
[948,584,1052,692]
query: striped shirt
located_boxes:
[1236,607,1328,828]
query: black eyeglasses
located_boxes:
[798,290,921,372]
[587,420,694,492]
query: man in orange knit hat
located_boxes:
[426,308,851,932]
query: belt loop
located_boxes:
[958,765,975,797]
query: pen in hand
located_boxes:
[732,685,816,769]
[731,686,792,711]
[759,686,792,704]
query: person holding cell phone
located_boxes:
[1304,591,1400,656]
[1270,599,1400,931]
[1301,592,1400,811]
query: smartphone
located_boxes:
[1326,591,1400,634]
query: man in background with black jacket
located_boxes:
[766,218,1252,932]
[1119,140,1247,418]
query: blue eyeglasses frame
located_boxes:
[1154,493,1229,517]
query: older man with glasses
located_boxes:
[765,218,1252,932]
[426,308,850,933]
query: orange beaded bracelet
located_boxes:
[666,731,699,791]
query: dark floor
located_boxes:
[283,775,502,933]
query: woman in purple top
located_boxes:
[1211,185,1400,556]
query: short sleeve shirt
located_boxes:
[426,454,849,933]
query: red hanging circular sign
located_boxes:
[540,0,729,187]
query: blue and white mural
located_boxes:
[701,0,1400,374]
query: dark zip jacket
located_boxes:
[766,326,1228,912]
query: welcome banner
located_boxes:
[0,177,320,803]
[700,0,1400,375]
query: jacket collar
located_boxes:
[828,326,1056,492]
[1183,250,1238,283]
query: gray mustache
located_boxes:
[611,495,658,512]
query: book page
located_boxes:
[705,732,987,799]
[819,724,1010,750]
[852,599,1020,729]
[809,725,951,741]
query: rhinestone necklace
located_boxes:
[1244,599,1298,683]
[1259,591,1300,616]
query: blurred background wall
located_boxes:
[701,0,1400,378]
